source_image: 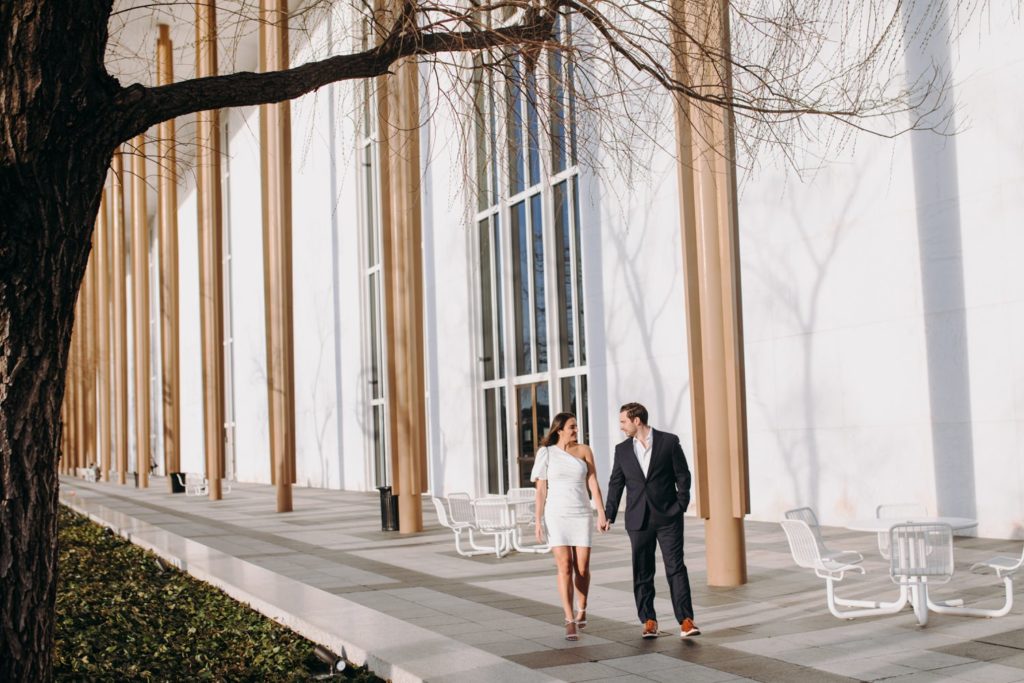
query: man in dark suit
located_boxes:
[601,402,700,638]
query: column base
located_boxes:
[704,515,747,586]
[398,491,423,534]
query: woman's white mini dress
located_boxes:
[530,445,593,547]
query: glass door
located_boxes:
[515,382,550,487]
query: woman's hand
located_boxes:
[597,512,608,533]
[535,522,544,544]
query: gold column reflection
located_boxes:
[196,0,226,500]
[671,0,749,586]
[111,150,130,484]
[260,0,295,513]
[156,24,182,489]
[131,135,152,488]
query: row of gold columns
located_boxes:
[671,0,750,586]
[61,10,253,508]
[259,0,296,512]
[62,21,212,494]
[64,5,431,530]
[377,1,428,533]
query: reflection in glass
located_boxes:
[580,374,589,445]
[473,61,489,211]
[516,382,551,487]
[531,193,547,372]
[572,176,586,364]
[554,181,574,367]
[549,15,566,173]
[527,68,540,186]
[507,57,525,195]
[517,384,533,487]
[364,144,376,266]
[479,218,495,380]
[561,376,576,417]
[373,404,386,487]
[486,388,501,493]
[499,388,509,491]
[369,271,381,399]
[511,201,530,374]
[491,215,505,379]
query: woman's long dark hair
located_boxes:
[541,412,576,447]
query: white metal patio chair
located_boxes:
[446,492,491,554]
[176,472,208,496]
[506,487,549,553]
[430,497,491,557]
[876,503,928,559]
[784,507,863,565]
[960,543,1024,618]
[174,473,231,497]
[781,519,907,620]
[472,497,514,558]
[889,523,957,626]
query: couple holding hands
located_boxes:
[531,402,700,641]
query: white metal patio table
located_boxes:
[845,517,978,533]
[844,517,990,625]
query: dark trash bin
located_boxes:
[377,486,399,532]
[170,472,186,494]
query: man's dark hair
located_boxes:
[619,402,648,425]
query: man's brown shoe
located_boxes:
[680,618,701,638]
[642,619,658,638]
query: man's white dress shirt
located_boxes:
[633,430,653,478]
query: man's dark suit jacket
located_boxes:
[604,429,691,531]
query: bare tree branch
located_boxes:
[112,3,560,142]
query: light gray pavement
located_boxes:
[60,476,1024,683]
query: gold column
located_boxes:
[97,190,113,480]
[83,237,98,469]
[131,135,152,488]
[111,151,130,484]
[260,0,295,512]
[70,308,82,471]
[378,51,427,534]
[156,24,182,489]
[196,0,225,500]
[672,0,749,586]
[61,392,70,474]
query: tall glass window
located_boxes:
[361,22,389,488]
[474,10,588,491]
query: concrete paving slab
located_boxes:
[59,476,1024,682]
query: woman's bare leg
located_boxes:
[552,546,578,638]
[571,546,592,622]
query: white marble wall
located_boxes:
[159,4,1023,539]
[739,5,1024,538]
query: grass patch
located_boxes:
[56,505,384,681]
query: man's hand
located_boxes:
[599,518,612,532]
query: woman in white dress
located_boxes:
[531,412,607,641]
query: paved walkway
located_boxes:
[60,477,1024,682]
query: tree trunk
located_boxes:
[1,4,116,678]
[0,153,110,679]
